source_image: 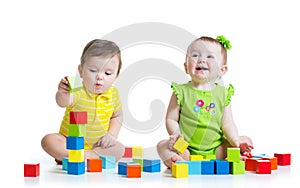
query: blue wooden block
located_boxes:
[62,157,68,171]
[176,161,201,175]
[100,156,116,169]
[67,161,85,175]
[214,160,230,175]
[201,160,215,174]
[143,159,161,173]
[66,136,84,150]
[118,162,136,175]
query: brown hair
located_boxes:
[80,39,122,75]
[187,36,228,65]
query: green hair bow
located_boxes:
[216,35,232,50]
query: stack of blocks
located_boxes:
[67,111,87,175]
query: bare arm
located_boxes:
[221,104,240,147]
[56,77,74,107]
[107,109,123,138]
[166,93,181,136]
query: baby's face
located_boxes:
[79,55,119,94]
[186,40,226,84]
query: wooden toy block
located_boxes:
[70,111,87,124]
[176,161,201,175]
[190,155,204,161]
[173,137,189,154]
[127,163,142,178]
[204,154,216,160]
[67,76,82,93]
[253,154,267,158]
[87,158,102,172]
[172,163,188,178]
[132,146,143,157]
[68,150,84,162]
[62,157,68,171]
[256,160,271,174]
[24,163,40,177]
[245,158,260,171]
[66,136,84,150]
[67,161,85,175]
[68,124,86,137]
[262,157,278,170]
[143,159,161,173]
[274,153,291,166]
[230,161,245,175]
[123,147,132,158]
[227,148,240,162]
[214,160,230,175]
[133,158,144,170]
[201,160,215,175]
[118,162,136,175]
[100,156,116,169]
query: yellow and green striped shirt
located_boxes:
[59,86,122,149]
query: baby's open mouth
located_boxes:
[196,67,208,70]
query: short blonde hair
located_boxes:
[80,39,122,75]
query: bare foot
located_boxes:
[171,155,185,163]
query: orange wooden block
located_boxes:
[87,158,102,172]
[127,164,141,178]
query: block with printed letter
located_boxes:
[173,137,189,154]
[69,111,87,124]
[24,163,40,177]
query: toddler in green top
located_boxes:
[157,36,254,168]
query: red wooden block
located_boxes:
[123,147,132,158]
[87,158,102,172]
[127,164,141,178]
[274,153,291,166]
[262,157,278,170]
[245,158,260,171]
[70,111,87,124]
[256,160,271,174]
[24,163,40,177]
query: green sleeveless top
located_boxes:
[171,82,234,156]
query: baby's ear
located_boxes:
[184,62,188,74]
[220,65,228,75]
[78,64,83,78]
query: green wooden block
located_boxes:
[67,76,82,93]
[68,124,86,137]
[204,154,216,160]
[230,161,245,175]
[133,158,144,170]
[227,148,240,162]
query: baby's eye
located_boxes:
[105,72,112,76]
[89,69,97,73]
[207,55,214,59]
[191,53,199,58]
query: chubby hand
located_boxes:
[58,76,70,94]
[236,140,254,157]
[95,133,117,149]
[169,133,183,151]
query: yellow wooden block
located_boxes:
[68,149,84,162]
[173,137,189,154]
[190,155,204,161]
[132,146,143,157]
[172,163,188,178]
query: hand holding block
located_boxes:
[173,137,189,154]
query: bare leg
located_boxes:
[88,141,125,161]
[156,139,190,169]
[41,133,68,162]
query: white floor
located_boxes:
[14,149,298,188]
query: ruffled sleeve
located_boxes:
[225,84,234,106]
[171,82,182,106]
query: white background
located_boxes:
[0,0,299,187]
